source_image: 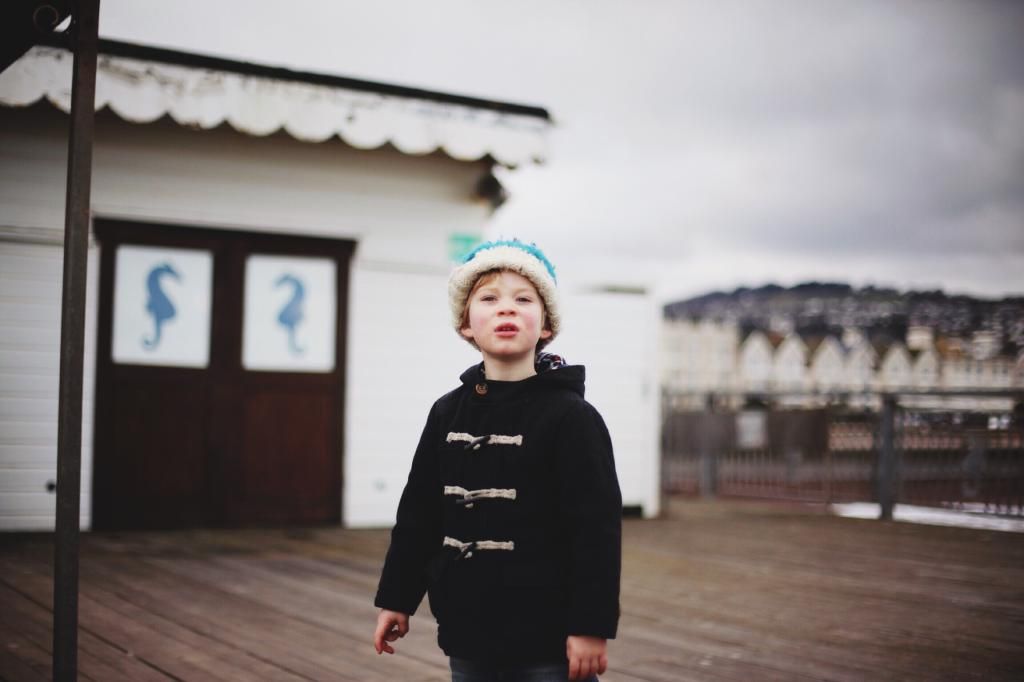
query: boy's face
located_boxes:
[461,271,552,364]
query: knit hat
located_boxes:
[448,239,561,349]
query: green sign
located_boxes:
[448,233,483,263]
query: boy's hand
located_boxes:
[373,609,409,655]
[566,635,608,680]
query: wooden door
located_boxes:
[92,220,353,529]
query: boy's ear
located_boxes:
[539,327,553,340]
[460,326,475,340]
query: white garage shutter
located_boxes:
[0,238,96,530]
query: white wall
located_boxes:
[554,290,661,519]
[773,336,808,391]
[0,240,98,530]
[809,338,845,390]
[343,264,479,526]
[738,332,773,391]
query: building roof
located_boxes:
[0,40,552,167]
[871,339,893,358]
[805,335,845,367]
[804,335,827,357]
[766,331,787,349]
[737,326,760,345]
[935,336,968,360]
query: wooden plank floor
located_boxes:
[1,498,1023,681]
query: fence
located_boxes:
[662,392,1024,516]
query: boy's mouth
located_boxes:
[494,323,519,335]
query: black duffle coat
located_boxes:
[374,362,622,665]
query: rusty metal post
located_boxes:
[699,393,718,497]
[824,406,834,505]
[53,0,100,679]
[877,394,898,521]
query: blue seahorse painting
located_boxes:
[142,262,181,350]
[275,273,306,356]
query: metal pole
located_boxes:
[699,393,718,497]
[878,394,898,521]
[824,406,833,505]
[53,1,100,679]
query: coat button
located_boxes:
[475,383,488,395]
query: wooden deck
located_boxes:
[1,498,1023,681]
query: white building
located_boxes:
[737,330,774,393]
[876,342,913,390]
[772,333,808,393]
[970,330,1001,360]
[660,318,1021,411]
[661,318,738,403]
[840,329,876,397]
[910,347,940,389]
[938,338,1015,390]
[807,336,846,393]
[906,325,934,351]
[0,43,661,530]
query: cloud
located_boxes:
[491,0,1024,297]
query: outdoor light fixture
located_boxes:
[475,169,509,211]
[0,1,73,72]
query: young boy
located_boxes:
[373,240,622,681]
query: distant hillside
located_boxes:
[664,283,1024,351]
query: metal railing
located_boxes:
[662,390,1024,518]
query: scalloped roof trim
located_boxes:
[0,47,550,167]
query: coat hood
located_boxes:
[459,352,585,398]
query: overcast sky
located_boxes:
[98,0,1024,302]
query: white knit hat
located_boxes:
[448,239,560,349]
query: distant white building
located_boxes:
[661,318,737,400]
[659,317,1021,411]
[911,347,940,389]
[970,330,1001,360]
[737,330,774,393]
[844,331,877,394]
[773,333,808,392]
[876,342,913,390]
[906,325,935,351]
[807,336,846,392]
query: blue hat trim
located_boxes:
[461,239,558,283]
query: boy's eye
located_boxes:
[516,296,533,303]
[480,295,498,302]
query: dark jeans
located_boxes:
[450,657,598,682]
